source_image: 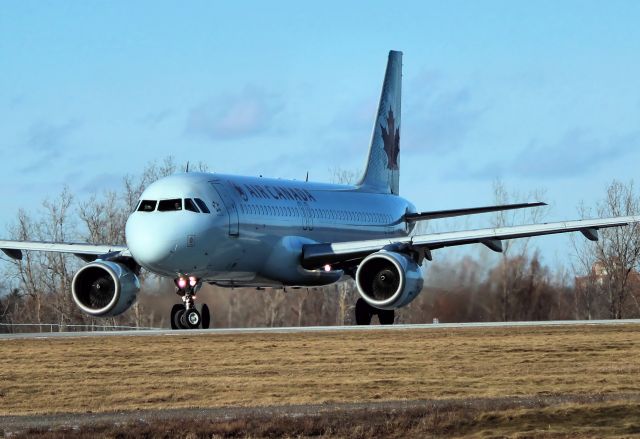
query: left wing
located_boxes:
[404,202,546,222]
[0,240,130,262]
[302,216,639,269]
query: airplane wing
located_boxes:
[0,240,130,262]
[404,202,546,222]
[301,216,639,269]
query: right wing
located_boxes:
[0,240,130,262]
[302,216,639,269]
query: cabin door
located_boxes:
[210,181,240,236]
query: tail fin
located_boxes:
[357,50,402,195]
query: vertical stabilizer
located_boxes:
[357,50,402,195]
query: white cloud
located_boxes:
[185,86,283,140]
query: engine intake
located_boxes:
[355,251,424,310]
[72,261,140,317]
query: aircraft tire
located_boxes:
[183,308,201,329]
[355,298,373,325]
[170,304,183,330]
[378,308,395,325]
[201,304,211,329]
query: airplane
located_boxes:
[1,50,638,329]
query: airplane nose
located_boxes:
[125,214,178,271]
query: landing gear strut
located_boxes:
[170,276,211,330]
[354,298,395,325]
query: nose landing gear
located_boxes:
[170,277,211,330]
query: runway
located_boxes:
[1,318,639,340]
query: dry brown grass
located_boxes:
[7,400,640,438]
[1,325,640,416]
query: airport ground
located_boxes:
[1,323,640,437]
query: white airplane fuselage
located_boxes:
[125,172,417,287]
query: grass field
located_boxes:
[1,325,640,415]
[5,397,640,438]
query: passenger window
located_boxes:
[158,199,183,211]
[194,198,210,213]
[184,199,199,213]
[138,200,157,212]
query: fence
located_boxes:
[0,323,160,333]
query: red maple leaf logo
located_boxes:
[380,108,400,170]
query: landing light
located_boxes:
[177,278,187,289]
[324,264,331,272]
[189,276,198,287]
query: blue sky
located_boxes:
[1,1,639,266]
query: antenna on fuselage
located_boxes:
[305,171,309,182]
[185,161,190,173]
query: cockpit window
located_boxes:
[138,200,157,212]
[194,198,210,213]
[157,199,183,211]
[184,198,199,213]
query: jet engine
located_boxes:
[355,251,424,310]
[71,261,140,317]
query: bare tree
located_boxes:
[289,288,314,327]
[570,201,601,320]
[573,180,640,319]
[329,167,358,186]
[492,179,549,321]
[41,188,77,327]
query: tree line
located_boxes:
[1,161,639,332]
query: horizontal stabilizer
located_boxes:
[404,202,547,222]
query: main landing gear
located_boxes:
[355,298,395,325]
[170,276,211,330]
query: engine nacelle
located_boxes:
[355,251,424,310]
[72,261,140,317]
